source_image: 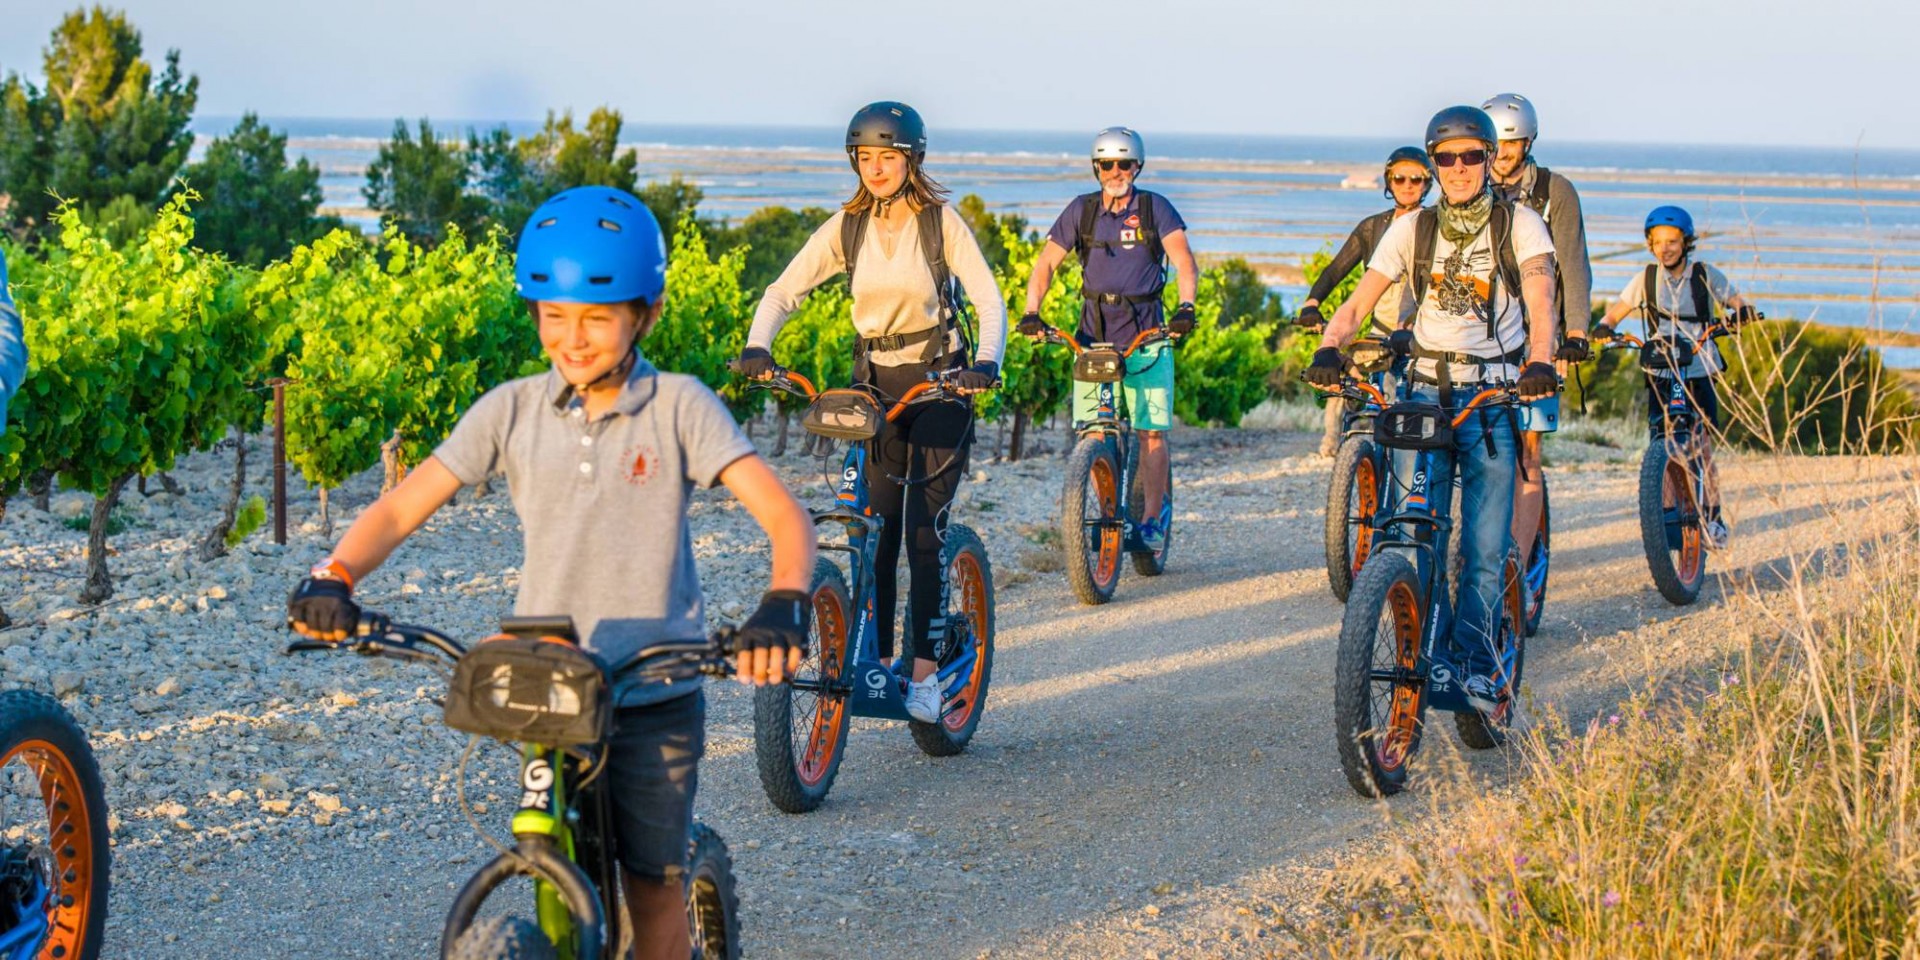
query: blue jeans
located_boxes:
[1390,387,1518,678]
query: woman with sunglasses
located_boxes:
[1019,127,1199,556]
[738,101,1004,723]
[1296,146,1436,456]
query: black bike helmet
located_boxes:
[1424,105,1497,153]
[1383,145,1435,201]
[846,101,927,166]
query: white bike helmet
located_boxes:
[1481,93,1538,142]
[1091,126,1146,166]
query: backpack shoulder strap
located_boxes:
[1411,207,1439,304]
[1529,166,1553,217]
[1688,261,1712,320]
[917,202,950,294]
[1075,192,1102,269]
[1135,190,1165,265]
[1642,264,1660,320]
[841,208,871,285]
[1492,201,1522,296]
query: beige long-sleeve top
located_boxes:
[747,204,1006,367]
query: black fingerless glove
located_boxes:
[1017,312,1047,337]
[954,360,999,392]
[1731,305,1763,327]
[1556,336,1591,363]
[1517,362,1560,399]
[734,346,776,379]
[737,589,811,657]
[1295,305,1325,331]
[287,576,359,638]
[1168,303,1196,338]
[1592,322,1616,342]
[1303,347,1346,387]
[1385,329,1415,357]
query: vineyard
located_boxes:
[0,198,1295,605]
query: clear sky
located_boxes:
[3,0,1917,150]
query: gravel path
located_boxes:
[0,420,1906,958]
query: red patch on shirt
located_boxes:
[626,444,657,485]
[1124,214,1141,229]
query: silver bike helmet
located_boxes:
[1091,126,1146,166]
[1481,93,1538,142]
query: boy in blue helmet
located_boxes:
[286,186,817,959]
[0,249,24,433]
[1595,205,1761,549]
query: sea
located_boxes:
[193,118,1920,367]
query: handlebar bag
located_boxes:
[1639,337,1696,376]
[444,637,611,747]
[1073,347,1125,383]
[1374,401,1454,450]
[802,389,883,441]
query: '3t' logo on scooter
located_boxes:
[520,757,554,809]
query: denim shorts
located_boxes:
[605,689,705,879]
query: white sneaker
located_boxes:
[904,676,944,723]
[1702,518,1729,551]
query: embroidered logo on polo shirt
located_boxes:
[625,444,658,485]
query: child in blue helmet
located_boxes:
[1595,204,1762,549]
[287,186,816,959]
[0,249,24,434]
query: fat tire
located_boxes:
[1333,553,1425,798]
[753,559,852,813]
[1126,434,1172,577]
[0,688,110,960]
[1062,436,1122,605]
[911,523,995,756]
[1522,478,1550,637]
[686,824,741,960]
[1455,551,1528,750]
[1323,435,1379,602]
[1638,441,1704,605]
[445,917,557,960]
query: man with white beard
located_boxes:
[1020,127,1199,551]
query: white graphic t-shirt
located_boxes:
[1369,203,1555,381]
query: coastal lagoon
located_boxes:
[196,118,1920,365]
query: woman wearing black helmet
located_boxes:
[1297,145,1435,456]
[738,101,1005,723]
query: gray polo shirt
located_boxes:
[432,353,755,706]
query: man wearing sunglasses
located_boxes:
[1021,126,1199,553]
[1483,92,1592,573]
[1306,105,1558,714]
[1297,145,1436,456]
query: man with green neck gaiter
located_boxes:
[1306,105,1560,716]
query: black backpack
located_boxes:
[1408,202,1525,343]
[1640,262,1714,325]
[839,203,973,366]
[1074,189,1167,291]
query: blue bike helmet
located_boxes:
[515,186,668,305]
[1644,205,1695,239]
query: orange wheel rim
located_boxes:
[1351,458,1378,577]
[797,586,848,786]
[1665,460,1704,585]
[1377,582,1424,771]
[944,551,989,731]
[3,740,97,959]
[1088,458,1120,589]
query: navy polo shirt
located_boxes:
[1046,190,1187,347]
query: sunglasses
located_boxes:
[1431,149,1488,168]
[1096,159,1139,172]
[1389,173,1430,185]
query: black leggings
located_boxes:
[864,361,972,663]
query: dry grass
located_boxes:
[1310,476,1920,958]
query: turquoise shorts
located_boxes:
[1072,341,1174,431]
